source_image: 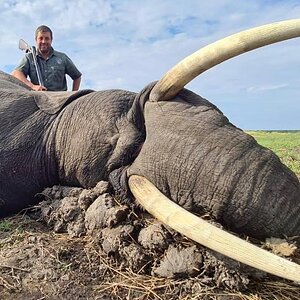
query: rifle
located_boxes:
[18,39,44,87]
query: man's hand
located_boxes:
[31,84,47,91]
[11,70,47,91]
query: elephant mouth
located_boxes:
[129,19,300,283]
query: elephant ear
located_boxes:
[34,89,94,114]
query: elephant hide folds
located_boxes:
[0,71,145,216]
[0,71,93,115]
[34,89,94,114]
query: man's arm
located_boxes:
[72,76,81,91]
[11,70,46,91]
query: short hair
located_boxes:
[35,25,53,40]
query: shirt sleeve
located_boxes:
[14,55,30,76]
[65,55,82,80]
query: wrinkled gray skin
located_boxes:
[0,70,299,239]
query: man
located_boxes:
[12,25,82,91]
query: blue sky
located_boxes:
[1,0,300,130]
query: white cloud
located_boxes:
[247,84,289,93]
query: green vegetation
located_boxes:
[247,131,300,177]
[0,219,13,232]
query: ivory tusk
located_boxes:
[128,175,300,283]
[150,19,300,102]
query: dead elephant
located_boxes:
[1,19,300,282]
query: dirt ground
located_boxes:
[1,181,300,300]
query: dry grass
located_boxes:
[1,214,300,299]
[84,239,300,300]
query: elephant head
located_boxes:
[0,19,300,282]
[126,19,300,282]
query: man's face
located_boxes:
[36,31,52,54]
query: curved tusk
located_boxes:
[128,175,300,283]
[150,19,300,102]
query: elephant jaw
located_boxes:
[128,175,300,283]
[150,19,300,102]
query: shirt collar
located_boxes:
[37,47,54,59]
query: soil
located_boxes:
[1,181,300,300]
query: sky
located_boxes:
[1,0,300,130]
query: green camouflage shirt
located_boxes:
[15,47,82,91]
